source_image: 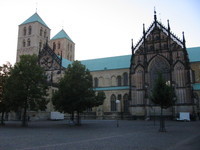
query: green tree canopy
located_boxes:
[0,62,12,125]
[5,55,48,126]
[150,73,175,109]
[52,61,105,123]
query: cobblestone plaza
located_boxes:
[0,120,200,150]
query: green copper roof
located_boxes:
[192,83,200,90]
[81,55,131,72]
[61,47,200,71]
[187,47,200,62]
[20,13,49,28]
[94,86,129,91]
[51,29,73,42]
[61,55,131,71]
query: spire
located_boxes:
[154,7,157,22]
[182,32,186,48]
[131,39,134,54]
[167,20,170,31]
[143,24,145,35]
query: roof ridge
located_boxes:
[51,29,73,42]
[20,12,49,28]
[80,54,131,61]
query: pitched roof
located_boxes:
[80,55,131,71]
[51,29,73,42]
[61,55,131,71]
[60,47,200,71]
[20,13,49,28]
[186,47,200,62]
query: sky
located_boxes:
[0,0,199,66]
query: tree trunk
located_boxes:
[22,100,28,127]
[159,107,166,132]
[71,111,74,121]
[76,111,81,126]
[1,111,5,125]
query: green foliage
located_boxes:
[150,73,176,109]
[5,55,49,125]
[0,62,12,124]
[52,61,105,115]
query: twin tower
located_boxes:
[16,13,75,63]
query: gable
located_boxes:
[39,43,62,71]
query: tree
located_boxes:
[150,73,176,132]
[0,62,12,125]
[5,55,48,126]
[52,61,105,125]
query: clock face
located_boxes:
[40,56,53,68]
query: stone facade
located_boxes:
[15,12,200,120]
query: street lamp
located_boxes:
[144,83,149,119]
[116,99,120,127]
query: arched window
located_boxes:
[44,29,47,38]
[58,42,61,49]
[123,94,129,112]
[53,42,56,50]
[68,44,69,51]
[123,72,128,86]
[110,94,117,111]
[27,38,31,46]
[23,39,26,47]
[94,77,99,88]
[117,76,122,86]
[39,41,42,50]
[40,27,43,36]
[23,27,26,36]
[28,26,32,35]
[70,45,72,51]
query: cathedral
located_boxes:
[16,12,200,120]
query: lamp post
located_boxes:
[144,83,149,119]
[116,99,120,127]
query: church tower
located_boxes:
[16,13,50,62]
[50,29,75,61]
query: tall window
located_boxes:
[23,27,26,36]
[39,41,42,50]
[117,76,122,86]
[53,42,56,50]
[44,30,47,38]
[23,39,26,47]
[94,77,99,88]
[123,72,128,86]
[28,26,32,35]
[110,94,117,111]
[27,38,31,46]
[58,42,61,49]
[40,27,43,36]
[123,94,129,112]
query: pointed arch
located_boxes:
[23,39,26,47]
[23,27,26,36]
[148,55,170,89]
[94,77,98,88]
[28,25,32,35]
[174,61,186,87]
[117,75,122,86]
[111,75,116,86]
[123,94,129,112]
[110,94,117,111]
[123,72,128,86]
[40,27,43,36]
[135,65,144,89]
